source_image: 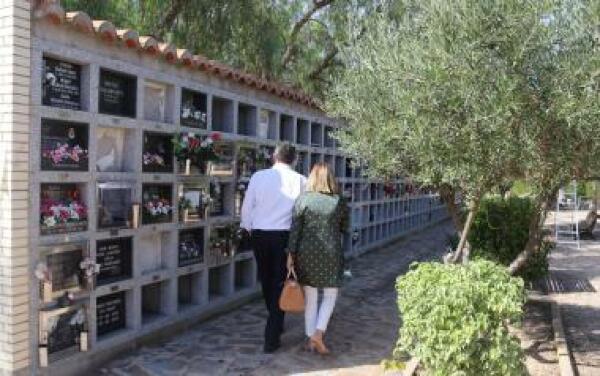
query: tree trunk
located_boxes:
[452,199,479,263]
[439,185,464,234]
[508,187,558,275]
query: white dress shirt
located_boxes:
[241,162,307,231]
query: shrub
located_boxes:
[396,260,526,376]
[469,196,552,280]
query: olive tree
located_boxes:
[328,0,599,269]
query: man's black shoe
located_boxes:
[263,342,281,354]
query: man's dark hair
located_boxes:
[274,143,296,165]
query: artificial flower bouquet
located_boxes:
[42,142,88,169]
[40,196,88,235]
[173,132,222,174]
[142,196,173,224]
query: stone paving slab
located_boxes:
[94,221,453,376]
[548,225,600,376]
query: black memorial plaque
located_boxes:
[96,292,126,336]
[42,57,81,110]
[45,308,86,354]
[99,68,137,118]
[178,229,204,267]
[41,119,89,171]
[96,237,132,286]
[180,88,207,128]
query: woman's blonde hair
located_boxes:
[306,162,338,194]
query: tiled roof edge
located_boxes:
[33,2,321,110]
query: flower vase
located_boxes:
[184,159,191,175]
[131,203,140,229]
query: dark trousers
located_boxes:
[252,230,289,347]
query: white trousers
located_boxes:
[303,286,338,337]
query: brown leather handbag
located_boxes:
[279,267,305,313]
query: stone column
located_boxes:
[0,1,31,375]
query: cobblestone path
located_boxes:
[97,221,453,376]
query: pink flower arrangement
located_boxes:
[40,198,87,228]
[144,198,172,217]
[43,143,88,165]
[143,152,165,166]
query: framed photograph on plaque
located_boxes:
[97,182,135,230]
[40,184,87,236]
[143,132,174,173]
[178,181,210,223]
[142,184,173,225]
[39,304,87,359]
[42,57,82,110]
[96,237,132,286]
[96,292,126,336]
[98,68,136,118]
[180,88,207,129]
[41,119,88,171]
[178,229,204,267]
[37,243,87,303]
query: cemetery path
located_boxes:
[95,220,453,376]
[547,229,600,376]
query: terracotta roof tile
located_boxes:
[34,5,320,109]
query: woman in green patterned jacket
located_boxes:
[287,162,349,355]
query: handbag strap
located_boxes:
[287,266,298,281]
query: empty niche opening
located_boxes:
[258,109,277,140]
[324,155,335,173]
[96,127,136,172]
[212,96,234,133]
[310,154,321,170]
[96,290,131,339]
[237,103,257,137]
[234,259,255,291]
[178,272,203,310]
[143,80,174,123]
[141,281,168,325]
[138,231,171,275]
[335,157,344,178]
[296,151,308,175]
[297,119,310,145]
[209,265,231,301]
[345,158,353,178]
[310,122,323,147]
[324,126,335,148]
[279,114,294,142]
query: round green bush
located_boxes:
[396,260,526,376]
[469,196,552,280]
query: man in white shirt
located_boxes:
[241,144,306,353]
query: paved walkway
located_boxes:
[547,215,600,376]
[95,221,453,376]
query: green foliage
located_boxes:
[60,0,379,98]
[469,197,552,280]
[396,260,526,376]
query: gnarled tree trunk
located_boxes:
[508,187,558,275]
